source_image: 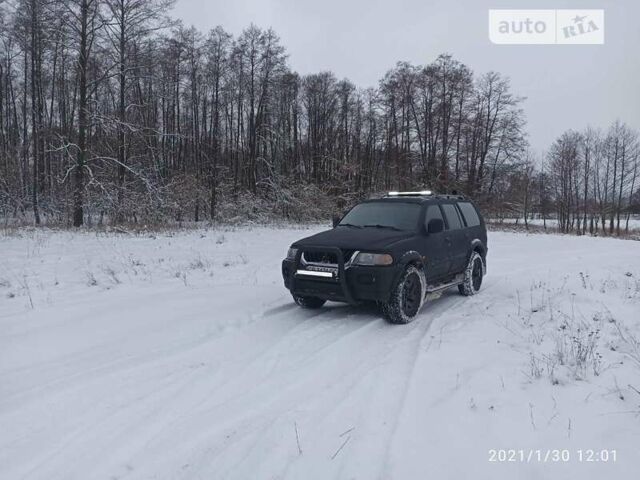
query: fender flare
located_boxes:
[468,239,487,273]
[397,250,424,269]
[391,250,425,289]
[469,239,486,257]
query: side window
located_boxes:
[457,202,481,227]
[441,204,463,230]
[424,205,444,229]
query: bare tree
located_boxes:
[0,6,636,229]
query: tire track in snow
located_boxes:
[123,305,416,478]
[182,297,464,480]
[0,292,300,411]
[29,304,379,478]
[375,296,464,480]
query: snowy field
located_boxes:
[1,226,640,480]
[488,216,640,231]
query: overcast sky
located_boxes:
[172,0,639,153]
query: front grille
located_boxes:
[304,251,338,264]
[302,249,356,265]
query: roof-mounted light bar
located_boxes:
[387,190,433,196]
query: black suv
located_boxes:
[281,191,488,323]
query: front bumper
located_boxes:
[281,246,399,304]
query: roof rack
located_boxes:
[434,193,467,200]
[386,190,433,197]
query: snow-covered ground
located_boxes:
[489,216,640,231]
[1,226,639,480]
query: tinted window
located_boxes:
[339,202,421,231]
[457,202,480,227]
[441,204,462,230]
[424,205,444,229]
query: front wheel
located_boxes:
[382,265,426,324]
[293,295,326,309]
[458,252,484,296]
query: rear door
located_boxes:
[440,202,468,274]
[422,203,449,282]
[457,200,486,249]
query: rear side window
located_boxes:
[424,205,444,228]
[441,204,462,230]
[457,202,481,227]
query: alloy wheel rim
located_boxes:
[472,258,482,291]
[402,273,421,317]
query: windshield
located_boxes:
[339,202,421,231]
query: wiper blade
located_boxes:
[363,224,402,231]
[338,223,363,228]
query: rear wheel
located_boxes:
[293,295,326,309]
[382,265,426,324]
[458,251,484,296]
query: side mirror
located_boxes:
[332,215,341,228]
[427,218,444,234]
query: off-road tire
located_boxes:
[293,295,326,309]
[458,251,484,296]
[382,265,426,324]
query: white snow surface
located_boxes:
[1,226,639,480]
[489,216,640,231]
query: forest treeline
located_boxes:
[0,0,638,232]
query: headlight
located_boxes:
[353,252,393,266]
[286,247,298,259]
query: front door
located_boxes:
[440,202,468,275]
[422,204,449,282]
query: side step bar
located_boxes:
[425,274,464,294]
